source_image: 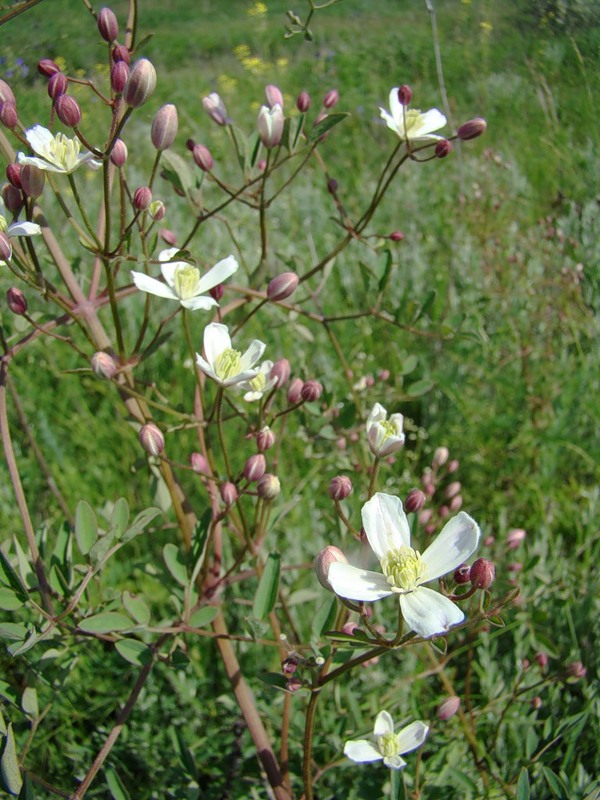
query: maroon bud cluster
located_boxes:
[329,475,352,501]
[405,488,426,513]
[397,84,412,106]
[138,423,164,456]
[55,95,81,127]
[48,72,68,100]
[21,165,45,199]
[133,186,152,211]
[111,61,130,93]
[192,143,214,171]
[151,104,178,151]
[470,558,495,590]
[296,91,310,113]
[97,7,119,43]
[6,287,28,315]
[323,89,339,109]
[301,380,323,403]
[267,272,298,302]
[37,59,61,77]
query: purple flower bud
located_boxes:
[457,117,487,141]
[439,504,450,518]
[190,452,209,474]
[149,200,165,221]
[447,458,460,473]
[0,101,18,129]
[244,453,266,482]
[192,143,214,171]
[123,59,157,108]
[449,494,463,512]
[257,427,275,452]
[437,696,460,721]
[138,423,164,456]
[418,508,432,527]
[54,95,82,127]
[220,481,238,506]
[453,563,471,584]
[108,139,127,168]
[445,481,462,499]
[111,44,130,64]
[535,652,548,668]
[435,139,453,158]
[531,696,543,710]
[270,358,291,387]
[97,7,119,43]
[0,232,12,262]
[470,557,495,590]
[209,284,224,302]
[287,377,304,404]
[281,656,299,676]
[508,561,522,573]
[0,80,16,106]
[323,88,339,109]
[37,59,61,78]
[404,488,426,513]
[2,183,22,213]
[21,165,45,199]
[329,475,352,501]
[507,528,526,549]
[389,230,404,241]
[301,380,323,403]
[257,473,281,500]
[91,351,118,379]
[327,178,338,194]
[315,545,348,591]
[342,621,358,635]
[265,84,284,109]
[203,93,228,126]
[267,271,298,301]
[433,446,449,467]
[565,661,586,680]
[296,91,310,112]
[160,228,177,246]
[6,287,27,315]
[397,84,412,106]
[151,103,178,151]
[133,186,152,210]
[6,164,22,189]
[285,677,302,692]
[47,72,68,99]
[111,61,130,93]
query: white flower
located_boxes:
[344,711,429,770]
[379,88,446,142]
[328,492,480,638]
[257,103,284,148]
[17,125,100,174]
[366,402,405,456]
[0,197,42,240]
[131,248,238,311]
[196,323,266,387]
[238,360,276,401]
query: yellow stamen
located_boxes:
[215,348,242,381]
[172,265,200,300]
[381,545,426,593]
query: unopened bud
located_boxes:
[160,228,177,246]
[220,481,238,506]
[329,475,352,501]
[257,426,275,452]
[2,183,22,213]
[296,91,310,112]
[457,117,487,141]
[453,563,471,584]
[405,488,426,513]
[21,165,45,199]
[342,621,358,635]
[6,164,22,189]
[91,351,118,379]
[190,452,209,474]
[111,44,130,64]
[287,377,304,404]
[447,458,459,473]
[327,178,338,194]
[111,61,130,93]
[257,473,281,500]
[531,696,543,710]
[389,230,404,241]
[110,138,128,167]
[257,103,284,148]
[209,284,224,302]
[565,661,586,680]
[97,7,119,43]
[138,423,164,456]
[435,139,453,158]
[192,143,214,171]
[151,103,178,150]
[286,677,303,692]
[439,505,450,519]
[0,232,12,261]
[133,186,152,211]
[323,89,339,109]
[265,84,284,108]
[470,558,495,590]
[123,58,157,108]
[301,380,323,403]
[0,80,16,105]
[445,481,461,499]
[0,101,18,129]
[397,84,412,106]
[508,561,522,573]
[535,652,548,668]
[203,92,228,126]
[6,287,27,315]
[437,696,460,721]
[315,545,348,591]
[55,94,82,127]
[507,528,526,549]
[267,271,298,301]
[433,446,449,467]
[47,72,68,99]
[37,59,61,77]
[244,453,266,482]
[270,358,291,387]
[449,494,463,512]
[281,656,299,676]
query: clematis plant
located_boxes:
[327,492,481,638]
[366,402,405,456]
[17,125,100,174]
[379,87,446,143]
[196,322,266,387]
[238,359,276,401]
[131,248,238,310]
[344,710,429,770]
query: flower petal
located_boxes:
[181,296,218,311]
[195,255,239,294]
[421,511,480,582]
[388,87,402,128]
[413,108,446,137]
[328,562,393,602]
[17,154,60,172]
[130,271,178,300]
[373,711,394,736]
[379,107,400,136]
[367,402,386,428]
[196,353,218,382]
[239,339,266,372]
[395,721,429,755]
[344,739,383,763]
[25,125,54,153]
[361,492,411,560]
[8,221,42,237]
[383,755,407,770]
[203,323,231,367]
[222,368,260,387]
[400,586,464,638]
[158,247,181,263]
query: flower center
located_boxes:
[381,545,426,593]
[172,265,200,299]
[378,732,400,758]
[248,372,266,393]
[380,419,397,442]
[403,109,422,134]
[215,348,242,381]
[43,133,81,171]
[0,216,7,233]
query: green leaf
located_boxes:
[105,765,132,800]
[88,529,117,566]
[21,688,38,719]
[189,510,212,584]
[257,672,289,690]
[377,249,394,293]
[0,709,5,736]
[542,766,570,799]
[163,544,188,587]
[311,597,338,639]
[325,628,373,645]
[413,289,436,322]
[79,612,133,634]
[172,727,198,780]
[114,638,152,666]
[0,723,22,796]
[75,501,98,556]
[160,149,193,196]
[0,623,27,641]
[252,553,280,620]
[0,588,22,611]
[400,354,418,376]
[517,768,530,800]
[189,606,218,628]
[121,592,150,626]
[111,499,130,540]
[0,552,28,604]
[122,507,161,543]
[308,112,349,142]
[405,379,434,398]
[8,631,38,657]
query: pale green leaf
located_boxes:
[252,553,280,620]
[114,638,152,666]
[0,723,23,796]
[75,501,99,556]
[79,612,133,634]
